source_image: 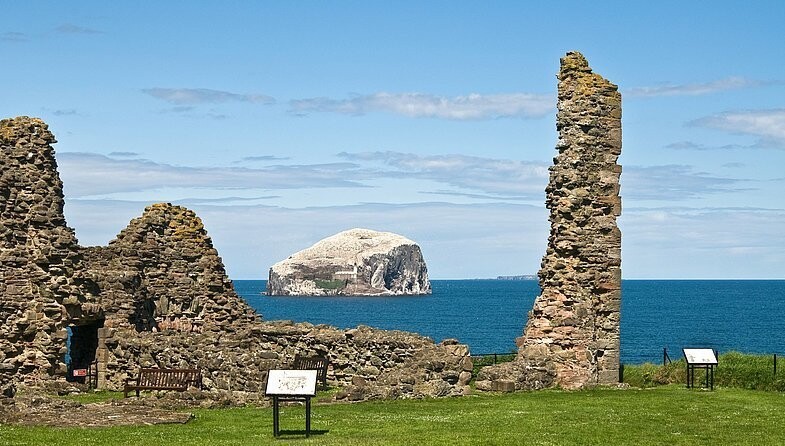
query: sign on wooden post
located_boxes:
[265,369,318,438]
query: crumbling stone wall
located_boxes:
[1,116,471,400]
[478,51,622,390]
[98,322,471,399]
[81,203,260,334]
[0,117,99,397]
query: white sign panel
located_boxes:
[266,369,318,396]
[683,348,718,365]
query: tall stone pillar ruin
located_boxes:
[478,51,622,390]
[0,117,99,396]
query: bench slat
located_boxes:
[293,356,329,388]
[124,367,202,397]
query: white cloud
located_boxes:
[51,109,79,116]
[620,206,785,278]
[56,152,364,197]
[665,141,749,151]
[65,198,785,280]
[625,77,778,98]
[338,151,550,198]
[64,199,549,279]
[622,165,750,200]
[239,155,291,163]
[55,24,103,35]
[56,151,757,208]
[289,92,554,120]
[1,32,28,42]
[690,109,785,148]
[142,88,276,105]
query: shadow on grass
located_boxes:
[275,429,329,438]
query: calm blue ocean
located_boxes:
[234,279,785,365]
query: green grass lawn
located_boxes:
[3,386,785,445]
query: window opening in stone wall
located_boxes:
[65,320,103,383]
[132,298,158,332]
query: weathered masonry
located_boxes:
[0,116,471,401]
[478,51,622,390]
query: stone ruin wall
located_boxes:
[0,116,471,401]
[478,51,622,390]
[0,117,99,397]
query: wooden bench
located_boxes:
[123,367,202,398]
[293,355,329,389]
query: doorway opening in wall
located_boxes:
[65,319,104,384]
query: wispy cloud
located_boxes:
[51,109,80,116]
[64,199,549,279]
[689,109,785,148]
[55,149,760,213]
[142,88,276,105]
[238,155,291,163]
[1,31,28,42]
[157,106,228,120]
[622,165,750,200]
[56,152,364,197]
[64,197,785,279]
[338,151,550,198]
[177,196,280,205]
[107,151,140,158]
[625,76,779,98]
[55,24,103,35]
[289,92,554,120]
[620,206,785,278]
[666,141,749,151]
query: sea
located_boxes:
[234,279,785,365]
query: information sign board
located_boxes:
[683,348,718,365]
[266,369,318,438]
[266,369,317,396]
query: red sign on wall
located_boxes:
[72,369,87,377]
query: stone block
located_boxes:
[491,380,516,392]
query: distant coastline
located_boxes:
[495,275,537,280]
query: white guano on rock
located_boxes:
[267,228,431,296]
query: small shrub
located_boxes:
[715,351,783,391]
[622,362,681,388]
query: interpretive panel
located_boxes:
[266,369,317,396]
[683,348,718,365]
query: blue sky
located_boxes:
[2,1,784,279]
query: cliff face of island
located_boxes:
[267,228,431,296]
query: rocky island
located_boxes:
[267,228,431,296]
